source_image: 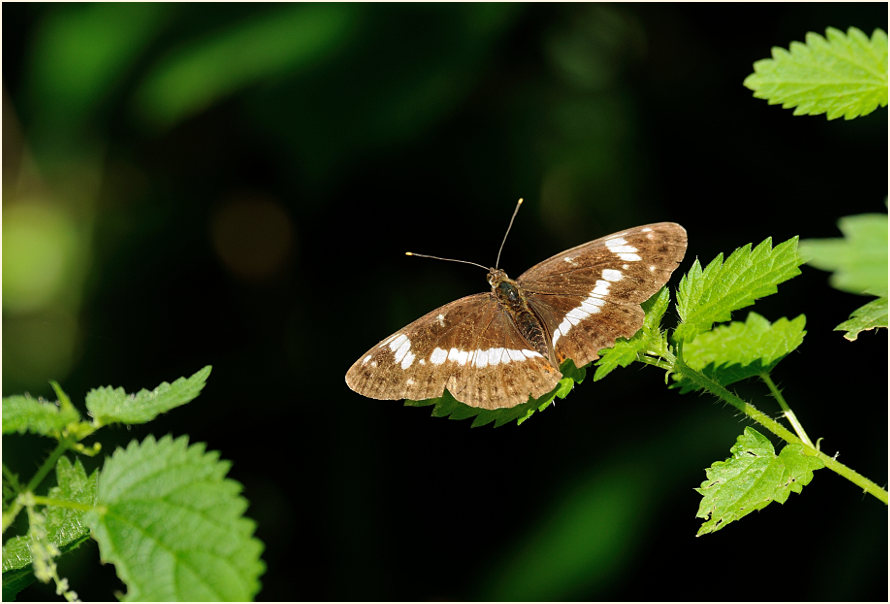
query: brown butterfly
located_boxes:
[346,201,687,410]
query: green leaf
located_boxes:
[85,365,211,426]
[1,395,80,437]
[743,27,888,120]
[835,296,888,341]
[594,287,670,381]
[675,313,806,393]
[2,457,97,573]
[674,237,803,343]
[406,360,586,428]
[695,427,823,536]
[84,435,265,601]
[800,212,888,297]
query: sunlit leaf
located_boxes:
[695,428,823,536]
[85,435,264,601]
[743,27,888,120]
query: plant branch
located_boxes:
[760,372,813,446]
[673,357,888,504]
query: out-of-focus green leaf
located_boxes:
[134,4,358,128]
[27,3,171,136]
[85,366,211,426]
[800,212,888,296]
[2,395,80,437]
[835,296,888,341]
[480,462,650,600]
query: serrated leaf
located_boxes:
[835,296,888,341]
[84,435,264,601]
[674,313,806,393]
[1,394,81,437]
[406,360,586,428]
[674,237,803,343]
[695,427,823,536]
[85,366,211,425]
[594,287,670,381]
[800,212,888,297]
[743,27,888,120]
[2,457,97,574]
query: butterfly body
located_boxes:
[489,269,555,365]
[346,222,687,410]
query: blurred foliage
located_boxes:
[2,3,886,601]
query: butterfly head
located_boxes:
[486,268,509,289]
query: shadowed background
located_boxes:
[3,3,887,601]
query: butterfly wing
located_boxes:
[345,293,562,409]
[518,222,687,368]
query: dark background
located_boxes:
[3,3,887,601]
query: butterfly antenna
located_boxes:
[495,197,523,269]
[405,252,489,271]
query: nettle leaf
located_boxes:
[835,296,888,341]
[84,435,264,601]
[675,313,806,393]
[674,237,802,343]
[2,395,80,437]
[800,212,888,296]
[86,365,211,426]
[695,427,823,536]
[2,457,97,574]
[406,360,586,428]
[743,27,888,120]
[594,287,670,381]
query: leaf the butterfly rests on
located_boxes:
[346,221,687,409]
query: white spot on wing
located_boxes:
[362,355,372,365]
[388,334,409,352]
[602,269,623,282]
[436,313,445,327]
[619,253,642,261]
[430,347,448,365]
[393,338,411,364]
[400,350,415,369]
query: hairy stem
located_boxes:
[675,358,888,504]
[760,373,813,446]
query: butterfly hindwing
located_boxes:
[345,294,562,409]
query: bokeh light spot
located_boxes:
[210,195,295,282]
[3,201,81,312]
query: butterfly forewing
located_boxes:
[519,222,687,367]
[345,293,562,409]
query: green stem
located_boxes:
[675,358,888,505]
[2,441,74,534]
[760,373,813,447]
[26,441,70,493]
[30,495,95,513]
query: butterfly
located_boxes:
[346,202,687,410]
